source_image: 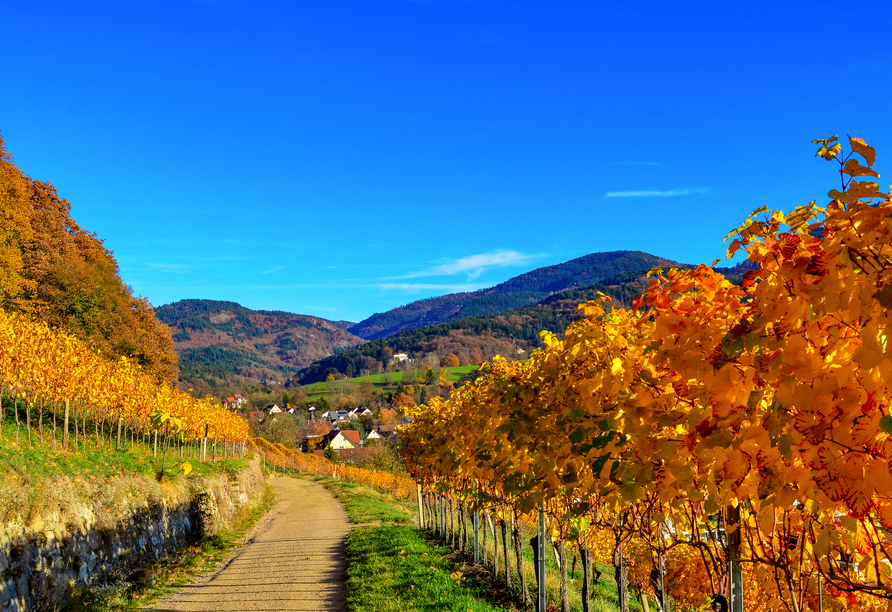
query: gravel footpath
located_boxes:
[152,477,350,612]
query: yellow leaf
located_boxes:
[848,180,889,200]
[842,158,880,178]
[811,135,838,146]
[610,358,623,376]
[849,135,876,166]
[816,142,842,160]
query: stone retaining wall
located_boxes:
[0,457,265,611]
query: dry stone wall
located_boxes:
[0,457,265,612]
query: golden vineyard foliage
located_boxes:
[0,309,247,445]
[401,135,892,611]
[251,436,415,500]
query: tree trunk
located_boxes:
[514,522,530,607]
[614,547,630,612]
[449,498,455,548]
[501,516,512,590]
[14,393,19,444]
[552,538,570,612]
[467,508,473,554]
[463,505,470,554]
[481,511,488,565]
[581,546,592,612]
[491,513,499,577]
[650,563,667,612]
[641,592,651,612]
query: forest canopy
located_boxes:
[0,130,178,383]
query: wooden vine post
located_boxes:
[537,500,547,612]
[728,505,744,612]
[473,509,480,563]
[63,399,70,451]
[416,483,424,527]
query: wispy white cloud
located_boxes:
[841,56,892,73]
[604,188,709,198]
[143,262,201,274]
[380,283,486,292]
[305,305,346,312]
[399,0,479,6]
[399,250,545,281]
[261,265,285,275]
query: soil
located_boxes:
[151,476,350,612]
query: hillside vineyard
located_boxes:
[401,136,892,610]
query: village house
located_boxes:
[223,394,247,410]
[328,429,362,450]
[322,409,350,423]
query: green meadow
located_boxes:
[301,365,479,400]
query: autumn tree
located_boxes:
[255,414,300,448]
[441,353,460,367]
[391,392,416,410]
[0,131,34,308]
[336,394,357,408]
[0,133,178,383]
[377,407,400,426]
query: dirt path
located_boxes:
[152,477,350,612]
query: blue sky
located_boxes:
[3,0,891,323]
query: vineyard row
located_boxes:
[400,136,892,612]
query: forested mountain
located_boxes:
[295,259,756,385]
[347,251,683,340]
[157,254,756,392]
[156,299,364,395]
[0,132,178,383]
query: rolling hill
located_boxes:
[346,251,684,340]
[293,257,756,385]
[155,299,364,395]
[159,253,755,394]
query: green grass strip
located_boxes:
[313,475,414,525]
[345,525,513,612]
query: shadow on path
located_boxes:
[152,477,349,612]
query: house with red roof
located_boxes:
[329,429,362,450]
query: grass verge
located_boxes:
[311,474,513,610]
[63,482,277,612]
[346,525,515,612]
[319,474,642,612]
[313,475,414,525]
[0,415,246,485]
